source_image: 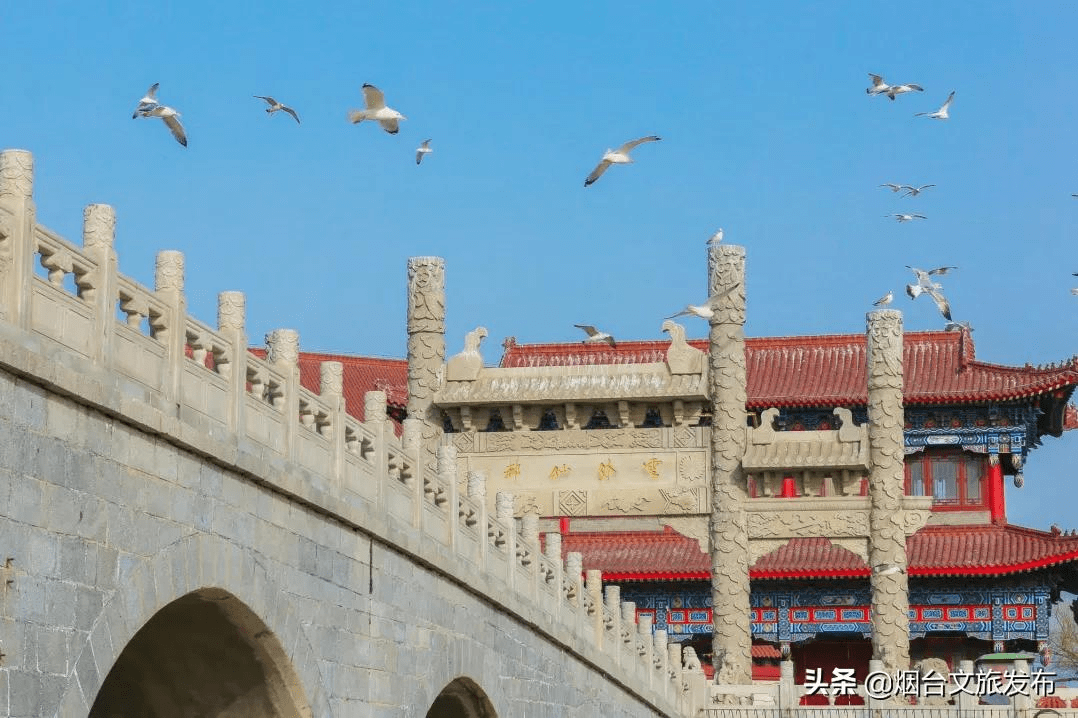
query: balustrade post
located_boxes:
[496,491,515,590]
[154,250,186,411]
[522,511,540,600]
[437,445,458,548]
[654,629,669,701]
[638,613,654,690]
[217,292,248,436]
[81,204,117,365]
[605,584,622,666]
[402,417,424,529]
[585,569,603,648]
[667,640,682,706]
[266,328,299,461]
[620,600,637,658]
[469,471,489,567]
[365,391,389,515]
[566,552,583,609]
[321,361,345,486]
[544,531,562,621]
[0,149,35,327]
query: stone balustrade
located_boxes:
[0,148,705,717]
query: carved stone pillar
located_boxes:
[321,361,344,448]
[0,150,35,325]
[707,244,752,684]
[218,291,247,432]
[467,470,487,499]
[82,204,117,363]
[266,328,300,460]
[406,256,446,476]
[155,250,186,405]
[866,309,911,677]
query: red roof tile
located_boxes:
[500,331,1078,407]
[752,644,782,659]
[557,523,1078,581]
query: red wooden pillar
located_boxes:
[986,455,1005,524]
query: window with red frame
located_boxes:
[904,451,985,508]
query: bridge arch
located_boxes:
[426,677,497,718]
[57,534,331,718]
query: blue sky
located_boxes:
[2,1,1076,530]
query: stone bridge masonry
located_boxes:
[0,150,701,718]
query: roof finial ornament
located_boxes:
[662,319,705,375]
[446,326,488,382]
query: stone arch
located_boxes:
[426,677,497,718]
[57,533,332,718]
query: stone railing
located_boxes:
[0,148,706,717]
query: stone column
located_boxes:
[266,328,300,460]
[0,149,35,326]
[321,361,345,479]
[217,291,247,434]
[155,250,186,407]
[707,243,752,684]
[405,256,446,477]
[82,204,117,364]
[866,309,911,677]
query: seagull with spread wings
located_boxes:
[886,83,923,100]
[132,82,161,119]
[349,84,407,134]
[866,73,891,96]
[254,96,300,124]
[906,265,956,320]
[143,105,187,147]
[901,184,936,197]
[416,139,432,165]
[584,136,661,187]
[890,214,927,222]
[916,91,955,120]
[574,324,617,347]
[880,183,905,193]
[664,284,741,321]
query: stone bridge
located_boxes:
[0,150,702,718]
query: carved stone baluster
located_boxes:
[638,614,654,689]
[866,309,911,686]
[585,569,603,647]
[544,531,563,621]
[155,250,186,409]
[365,390,389,515]
[566,552,583,608]
[217,291,247,435]
[707,243,752,684]
[405,256,446,480]
[266,328,300,461]
[470,471,489,567]
[82,204,117,365]
[605,584,622,666]
[321,361,345,484]
[437,445,457,549]
[496,491,515,589]
[0,149,35,326]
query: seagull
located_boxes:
[905,265,955,320]
[873,291,893,307]
[945,321,973,332]
[866,73,891,97]
[879,183,905,193]
[885,83,924,100]
[1071,288,1078,296]
[664,284,742,321]
[901,184,936,197]
[253,96,300,124]
[143,105,187,147]
[416,139,432,165]
[349,84,407,134]
[584,136,661,187]
[890,214,927,222]
[132,82,160,119]
[915,91,955,120]
[574,324,616,348]
[707,228,723,245]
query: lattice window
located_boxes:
[905,450,986,508]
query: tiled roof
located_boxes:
[500,331,1078,407]
[249,349,408,422]
[557,524,1078,581]
[752,644,782,659]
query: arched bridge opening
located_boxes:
[426,676,498,718]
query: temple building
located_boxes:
[283,255,1078,699]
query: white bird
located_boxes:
[584,136,661,187]
[945,321,973,332]
[901,184,936,197]
[916,91,955,120]
[349,84,407,134]
[885,83,924,100]
[574,324,617,347]
[416,139,432,165]
[253,96,300,124]
[866,73,891,96]
[1071,288,1078,296]
[905,265,955,321]
[144,105,187,147]
[665,284,741,321]
[873,291,893,307]
[707,228,724,245]
[132,82,160,119]
[890,214,927,222]
[879,183,905,193]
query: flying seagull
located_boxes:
[915,91,955,120]
[665,284,742,321]
[707,228,723,245]
[143,105,187,147]
[132,82,160,119]
[584,136,661,187]
[879,183,905,193]
[349,84,407,134]
[866,73,891,97]
[416,139,432,165]
[889,214,927,222]
[901,184,936,197]
[873,291,893,307]
[905,265,955,320]
[253,96,300,124]
[574,324,617,347]
[886,83,924,100]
